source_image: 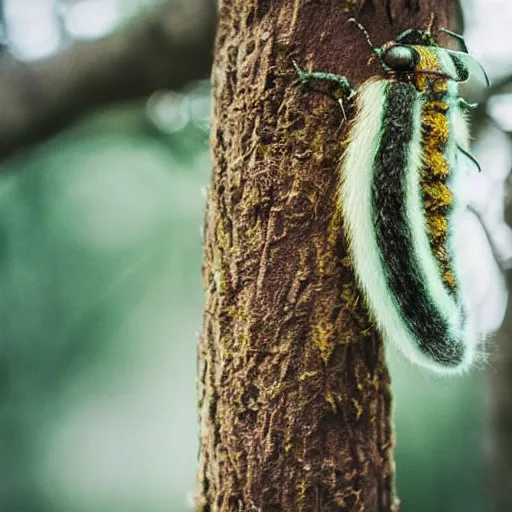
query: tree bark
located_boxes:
[198,1,458,510]
[487,230,512,509]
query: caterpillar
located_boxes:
[294,21,490,374]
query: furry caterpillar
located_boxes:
[294,24,490,374]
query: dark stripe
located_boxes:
[448,53,469,82]
[371,82,464,367]
[422,90,449,104]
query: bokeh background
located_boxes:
[0,0,511,511]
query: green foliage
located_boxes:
[0,103,208,512]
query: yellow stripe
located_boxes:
[412,46,456,291]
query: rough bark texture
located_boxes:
[198,1,458,511]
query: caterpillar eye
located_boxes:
[382,45,419,71]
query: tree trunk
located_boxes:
[487,325,512,511]
[487,253,512,509]
[198,1,458,510]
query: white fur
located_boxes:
[340,69,479,375]
[440,49,482,368]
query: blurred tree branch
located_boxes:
[0,0,216,161]
[474,74,512,130]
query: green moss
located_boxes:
[237,306,249,323]
[339,0,365,14]
[211,268,226,295]
[256,144,275,158]
[238,332,250,354]
[310,126,327,156]
[268,382,288,401]
[312,319,336,364]
[269,245,281,261]
[298,370,318,382]
[195,497,208,512]
[352,397,363,420]
[325,391,338,413]
[297,479,308,509]
[279,127,307,145]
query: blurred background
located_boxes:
[0,0,511,511]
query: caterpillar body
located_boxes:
[295,25,490,374]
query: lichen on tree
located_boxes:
[197,1,459,510]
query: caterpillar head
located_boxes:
[348,18,490,88]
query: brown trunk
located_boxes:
[198,1,458,510]
[487,256,512,508]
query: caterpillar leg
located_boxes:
[292,60,355,118]
[458,145,482,173]
[458,98,478,109]
[440,28,469,54]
